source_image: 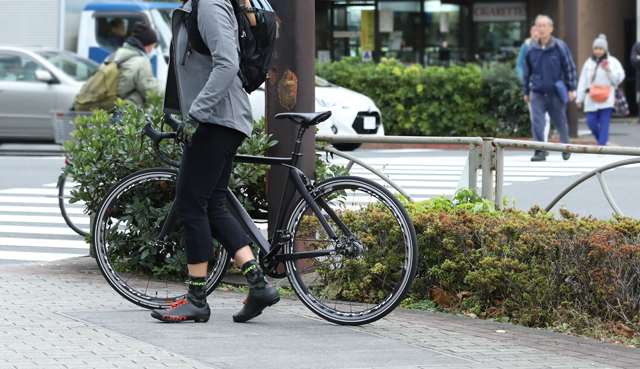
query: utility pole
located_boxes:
[265,0,316,236]
[564,0,579,138]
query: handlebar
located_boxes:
[140,115,181,168]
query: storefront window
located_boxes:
[379,1,421,65]
[423,1,463,66]
[472,2,527,67]
[332,4,375,61]
[476,22,525,66]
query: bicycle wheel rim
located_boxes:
[93,169,230,309]
[284,176,417,325]
[58,171,90,237]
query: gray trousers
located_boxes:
[530,92,570,153]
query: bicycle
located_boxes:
[92,111,418,325]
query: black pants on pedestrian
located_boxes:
[175,123,251,265]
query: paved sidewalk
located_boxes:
[2,256,639,369]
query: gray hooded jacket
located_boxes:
[164,0,253,137]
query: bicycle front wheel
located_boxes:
[284,176,418,325]
[92,168,230,309]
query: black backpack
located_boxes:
[186,0,277,94]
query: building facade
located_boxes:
[316,0,638,116]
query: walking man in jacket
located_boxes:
[109,21,162,108]
[522,15,577,162]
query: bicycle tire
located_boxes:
[284,175,418,325]
[58,167,89,237]
[92,168,230,309]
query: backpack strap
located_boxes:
[105,53,117,64]
[115,53,141,65]
[104,53,140,66]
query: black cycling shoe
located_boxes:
[562,152,571,160]
[531,151,546,162]
[233,284,280,323]
[151,299,210,323]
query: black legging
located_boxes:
[175,123,251,265]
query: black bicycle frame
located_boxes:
[153,124,350,264]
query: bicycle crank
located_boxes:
[259,249,287,279]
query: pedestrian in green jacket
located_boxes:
[107,22,162,108]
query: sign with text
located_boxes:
[379,8,394,33]
[361,10,375,50]
[333,31,361,38]
[317,50,331,64]
[473,2,526,22]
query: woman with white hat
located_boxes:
[576,34,625,146]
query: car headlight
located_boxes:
[316,96,349,109]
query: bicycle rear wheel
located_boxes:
[92,168,230,309]
[284,176,418,325]
[58,165,90,237]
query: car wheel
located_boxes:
[333,143,361,151]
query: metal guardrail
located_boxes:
[316,134,640,216]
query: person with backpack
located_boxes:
[522,15,577,162]
[576,35,625,147]
[73,21,161,112]
[152,0,277,324]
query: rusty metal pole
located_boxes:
[265,0,316,237]
[564,0,579,138]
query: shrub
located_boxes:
[481,65,531,138]
[309,190,640,332]
[316,58,530,138]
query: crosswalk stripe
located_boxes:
[0,225,78,236]
[0,205,84,214]
[0,237,87,249]
[0,196,60,204]
[0,188,68,195]
[0,251,86,262]
[0,214,89,225]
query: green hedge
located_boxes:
[306,190,640,332]
[316,58,530,137]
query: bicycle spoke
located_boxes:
[93,169,230,309]
[285,176,417,325]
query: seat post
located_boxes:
[290,125,307,168]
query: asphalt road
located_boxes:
[3,145,640,220]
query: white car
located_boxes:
[0,46,99,141]
[249,76,384,151]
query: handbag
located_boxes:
[613,88,630,116]
[588,60,611,103]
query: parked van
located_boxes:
[0,0,178,86]
[77,1,178,85]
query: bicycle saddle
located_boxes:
[275,111,332,127]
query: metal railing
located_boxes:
[316,134,640,216]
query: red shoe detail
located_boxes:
[166,299,188,311]
[162,315,187,321]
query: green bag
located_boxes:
[73,53,139,112]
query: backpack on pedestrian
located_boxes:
[185,0,277,94]
[73,53,139,112]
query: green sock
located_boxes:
[186,275,207,308]
[241,260,268,294]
